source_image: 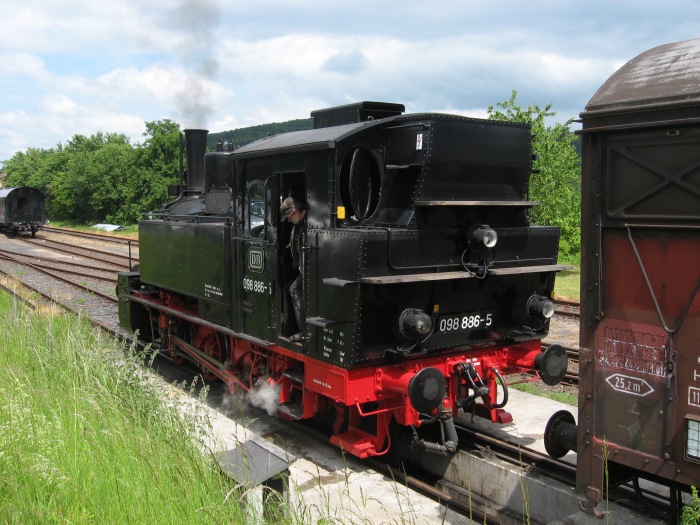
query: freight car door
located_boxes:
[238,181,275,341]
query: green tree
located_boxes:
[50,132,132,223]
[488,91,581,261]
[89,142,137,222]
[2,121,182,225]
[119,120,181,222]
[2,146,64,192]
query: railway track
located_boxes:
[553,298,580,319]
[22,236,138,269]
[0,247,119,283]
[43,225,139,246]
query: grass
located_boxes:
[553,265,580,302]
[0,287,433,525]
[48,220,138,239]
[0,292,246,524]
[510,381,578,406]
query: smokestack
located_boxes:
[184,129,208,191]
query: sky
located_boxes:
[1,0,699,163]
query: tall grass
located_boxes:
[0,292,244,524]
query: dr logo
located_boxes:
[248,246,264,273]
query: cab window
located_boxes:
[249,182,265,238]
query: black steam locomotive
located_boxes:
[118,102,569,457]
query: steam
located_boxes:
[246,378,282,417]
[168,0,221,128]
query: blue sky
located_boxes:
[1,0,699,163]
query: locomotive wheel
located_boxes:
[197,330,227,382]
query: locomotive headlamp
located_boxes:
[527,294,555,320]
[463,224,498,277]
[399,308,433,339]
[469,225,498,249]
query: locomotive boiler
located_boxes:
[544,39,700,518]
[118,102,570,458]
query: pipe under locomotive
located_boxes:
[117,101,569,458]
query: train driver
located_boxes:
[280,197,307,342]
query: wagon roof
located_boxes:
[0,187,22,199]
[0,187,46,199]
[582,38,700,117]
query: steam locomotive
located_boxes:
[117,102,570,458]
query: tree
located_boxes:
[119,120,182,223]
[3,147,56,189]
[89,142,137,222]
[488,91,581,261]
[50,132,132,223]
[1,121,183,225]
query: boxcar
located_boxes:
[545,39,700,518]
[0,186,47,237]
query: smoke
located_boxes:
[168,0,221,128]
[246,378,282,417]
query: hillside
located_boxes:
[207,118,313,150]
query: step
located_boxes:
[278,402,304,421]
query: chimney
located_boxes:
[184,129,208,191]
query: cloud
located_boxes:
[320,49,369,74]
[41,94,78,115]
[2,0,700,162]
[0,52,50,79]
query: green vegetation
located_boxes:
[510,381,578,406]
[2,121,182,226]
[553,266,580,302]
[0,292,246,524]
[49,220,139,239]
[488,91,582,262]
[682,487,700,525]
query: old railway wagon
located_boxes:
[544,40,700,518]
[0,186,47,237]
[118,102,570,458]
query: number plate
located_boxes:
[438,311,493,333]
